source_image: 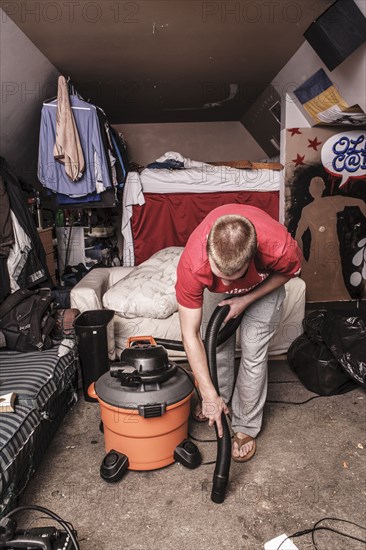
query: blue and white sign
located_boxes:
[321,130,366,188]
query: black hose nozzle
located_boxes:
[204,303,244,504]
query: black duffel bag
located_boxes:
[287,310,363,396]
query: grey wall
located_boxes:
[0,8,60,182]
[114,121,266,166]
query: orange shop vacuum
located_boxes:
[87,335,201,481]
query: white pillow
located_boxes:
[103,247,183,319]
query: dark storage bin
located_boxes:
[74,309,114,402]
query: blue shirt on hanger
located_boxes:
[38,95,112,197]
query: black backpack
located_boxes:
[0,288,55,352]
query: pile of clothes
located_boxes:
[0,157,51,303]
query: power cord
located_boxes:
[176,364,326,462]
[311,517,366,550]
[266,379,324,405]
[268,380,302,384]
[275,516,366,550]
[0,505,79,549]
[178,362,323,407]
[266,395,323,405]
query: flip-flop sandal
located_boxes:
[232,434,256,463]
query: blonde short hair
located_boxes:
[207,215,257,276]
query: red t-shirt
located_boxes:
[176,204,302,309]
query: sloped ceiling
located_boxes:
[2,0,333,123]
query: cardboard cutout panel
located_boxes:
[284,128,366,302]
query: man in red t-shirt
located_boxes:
[175,204,302,462]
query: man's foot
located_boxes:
[191,403,208,423]
[232,432,256,462]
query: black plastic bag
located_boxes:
[303,310,326,341]
[288,333,356,396]
[322,310,366,386]
[287,310,361,396]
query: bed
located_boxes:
[71,248,306,362]
[71,154,305,361]
[121,152,282,266]
[0,345,77,517]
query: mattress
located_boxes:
[112,278,306,361]
[0,345,78,517]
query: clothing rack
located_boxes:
[43,75,86,105]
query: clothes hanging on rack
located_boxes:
[38,77,128,202]
[96,108,115,185]
[110,128,127,185]
[53,75,85,181]
[38,95,112,197]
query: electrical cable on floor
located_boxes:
[178,362,322,406]
[268,380,302,384]
[267,379,324,404]
[176,364,326,463]
[24,516,76,538]
[1,505,79,549]
[311,517,366,550]
[266,395,323,405]
[275,516,366,550]
[188,433,217,443]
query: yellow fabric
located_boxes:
[303,86,349,124]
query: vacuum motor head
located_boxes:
[110,341,177,387]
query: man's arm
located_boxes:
[178,304,229,437]
[219,272,292,322]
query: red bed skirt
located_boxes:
[131,191,279,265]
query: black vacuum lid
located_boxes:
[94,338,193,408]
[118,342,173,378]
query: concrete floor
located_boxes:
[18,359,366,550]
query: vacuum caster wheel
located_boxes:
[174,439,202,469]
[100,450,129,482]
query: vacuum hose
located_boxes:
[204,304,244,504]
[156,298,245,504]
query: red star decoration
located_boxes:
[288,128,302,137]
[292,154,306,166]
[308,137,322,151]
